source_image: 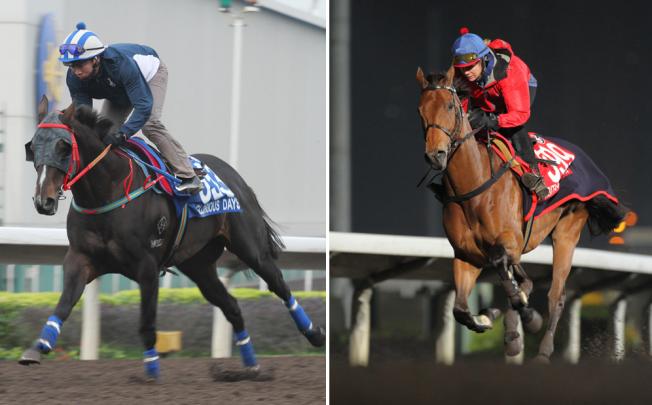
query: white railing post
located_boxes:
[435,290,456,365]
[612,297,627,362]
[212,270,234,358]
[349,286,373,366]
[80,279,100,360]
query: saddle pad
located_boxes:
[522,136,619,221]
[531,133,575,200]
[124,137,242,219]
[173,157,243,219]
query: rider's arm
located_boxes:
[117,60,153,136]
[496,61,531,128]
[66,70,92,107]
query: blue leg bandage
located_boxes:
[37,315,63,353]
[286,296,312,333]
[234,330,257,368]
[143,348,160,379]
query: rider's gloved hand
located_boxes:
[468,109,498,131]
[103,130,127,147]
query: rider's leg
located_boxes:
[142,61,201,193]
[511,127,549,199]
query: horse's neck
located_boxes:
[71,136,133,207]
[445,139,493,197]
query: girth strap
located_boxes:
[161,203,189,270]
[443,160,512,204]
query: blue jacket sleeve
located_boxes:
[66,70,93,107]
[116,60,153,136]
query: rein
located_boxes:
[37,122,161,213]
[419,84,510,203]
[37,122,112,191]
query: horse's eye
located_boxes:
[448,102,454,111]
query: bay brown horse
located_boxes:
[19,97,325,379]
[416,66,626,361]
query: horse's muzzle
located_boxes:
[426,150,448,170]
[33,195,58,216]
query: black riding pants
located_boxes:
[500,85,537,165]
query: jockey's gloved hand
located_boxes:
[468,109,498,131]
[103,130,127,147]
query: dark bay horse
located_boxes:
[19,97,325,379]
[416,66,626,362]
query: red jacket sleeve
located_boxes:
[496,56,531,128]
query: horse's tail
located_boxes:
[246,184,285,259]
[263,211,285,260]
[585,194,628,236]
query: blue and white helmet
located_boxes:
[59,22,106,64]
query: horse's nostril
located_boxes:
[436,150,447,159]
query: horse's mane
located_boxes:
[71,104,115,140]
[425,72,471,100]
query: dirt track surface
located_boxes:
[331,360,652,405]
[0,356,325,405]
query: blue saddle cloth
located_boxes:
[124,137,242,219]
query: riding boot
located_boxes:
[521,165,549,199]
[511,127,549,199]
[175,176,202,194]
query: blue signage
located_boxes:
[35,14,63,116]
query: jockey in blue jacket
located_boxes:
[59,22,201,194]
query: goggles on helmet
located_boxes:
[453,53,480,66]
[59,43,104,57]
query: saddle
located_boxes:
[486,132,575,202]
[123,137,206,197]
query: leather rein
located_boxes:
[419,84,511,204]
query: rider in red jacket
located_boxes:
[452,28,548,199]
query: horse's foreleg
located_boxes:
[137,257,160,380]
[452,258,499,332]
[19,251,95,365]
[536,207,588,363]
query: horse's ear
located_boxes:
[445,64,456,86]
[416,67,428,89]
[60,103,75,125]
[37,95,49,123]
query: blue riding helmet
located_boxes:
[452,31,490,67]
[59,22,106,64]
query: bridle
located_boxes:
[420,83,481,156]
[418,82,511,204]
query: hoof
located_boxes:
[504,331,522,357]
[479,307,502,321]
[18,347,42,366]
[305,325,326,347]
[470,314,494,333]
[521,309,543,334]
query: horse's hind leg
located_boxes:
[19,251,97,365]
[535,206,589,363]
[228,222,325,347]
[178,240,259,370]
[452,258,500,333]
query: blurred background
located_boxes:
[0,0,325,359]
[330,0,652,383]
